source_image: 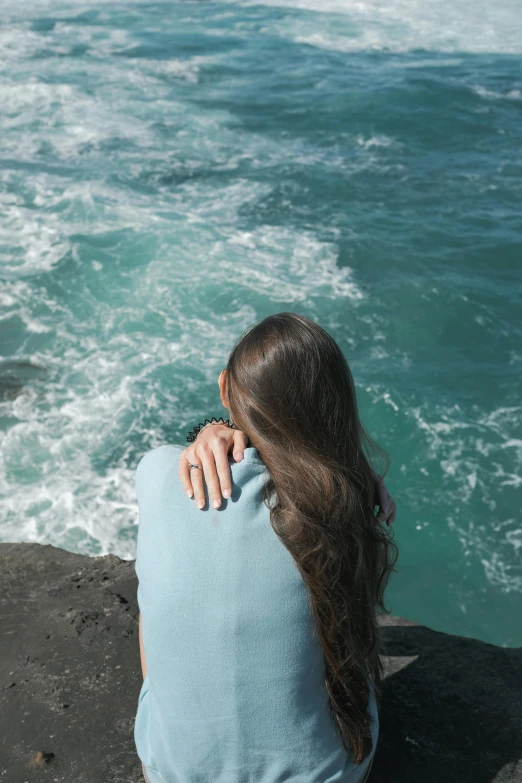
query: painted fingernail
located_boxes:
[196,499,204,509]
[223,489,231,498]
[186,490,193,498]
[212,499,220,509]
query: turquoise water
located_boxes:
[1,0,521,647]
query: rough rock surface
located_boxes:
[1,542,520,783]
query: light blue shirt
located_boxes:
[134,444,378,783]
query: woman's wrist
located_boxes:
[186,417,235,443]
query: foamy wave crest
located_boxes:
[231,0,522,54]
[408,403,522,594]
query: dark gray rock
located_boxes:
[374,615,521,782]
[0,543,142,783]
[0,543,520,783]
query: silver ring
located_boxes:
[188,462,203,471]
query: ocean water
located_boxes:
[1,0,521,647]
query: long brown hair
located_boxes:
[225,312,398,765]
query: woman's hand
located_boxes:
[373,472,397,526]
[179,422,396,524]
[178,424,250,510]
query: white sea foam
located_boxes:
[356,134,397,149]
[1,0,520,62]
[0,192,70,275]
[0,358,142,557]
[230,0,522,54]
[223,226,364,302]
[406,403,522,594]
[472,85,522,102]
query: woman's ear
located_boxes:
[218,369,229,409]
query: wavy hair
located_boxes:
[225,312,398,765]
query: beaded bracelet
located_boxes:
[186,416,236,444]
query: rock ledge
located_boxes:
[1,543,520,782]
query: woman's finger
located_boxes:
[198,443,223,509]
[386,499,397,526]
[178,450,194,498]
[232,430,249,462]
[213,444,233,500]
[189,456,206,509]
[375,475,391,517]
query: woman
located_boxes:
[134,312,398,783]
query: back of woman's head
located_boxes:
[225,312,398,765]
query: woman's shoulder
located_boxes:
[136,443,183,473]
[135,443,268,506]
[135,444,184,497]
[136,443,182,470]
